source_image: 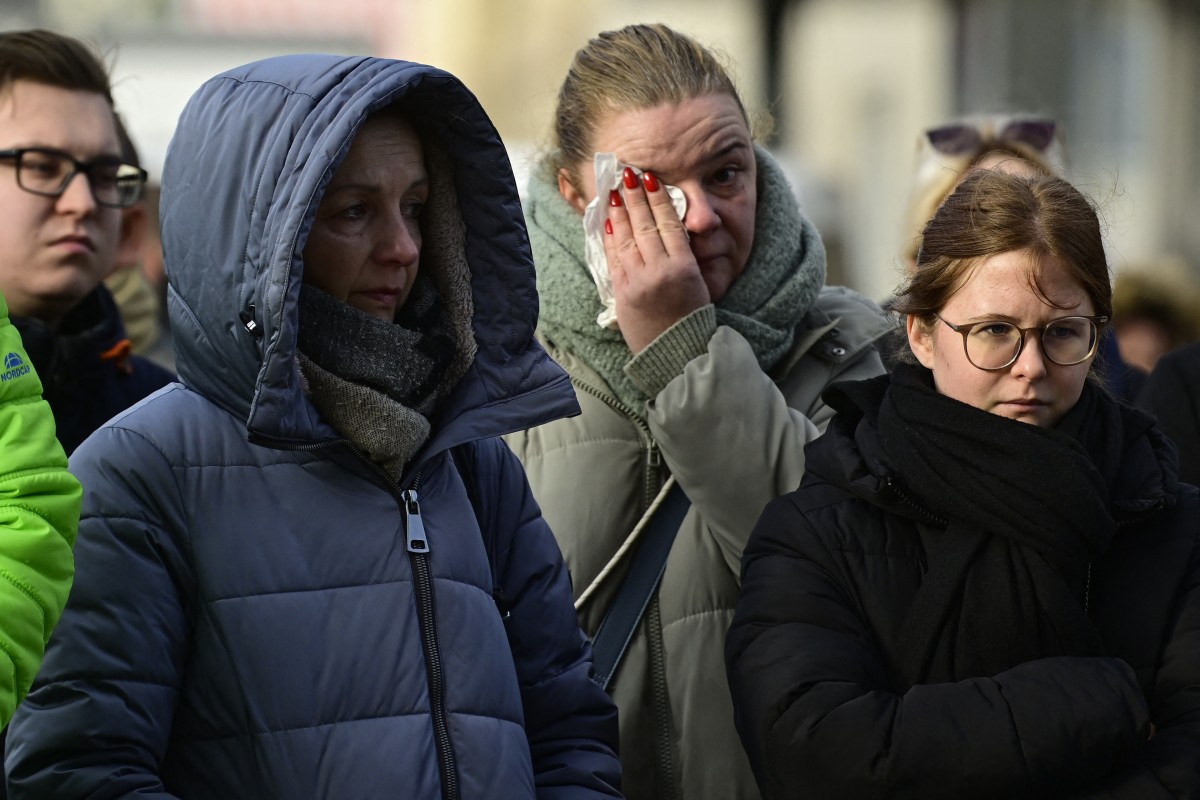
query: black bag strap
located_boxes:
[590,480,691,691]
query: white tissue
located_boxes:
[581,152,688,329]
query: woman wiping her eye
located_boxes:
[506,22,892,800]
[726,168,1200,799]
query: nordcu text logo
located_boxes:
[1,352,30,382]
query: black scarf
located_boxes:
[877,363,1156,689]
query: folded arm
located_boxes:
[726,494,1151,800]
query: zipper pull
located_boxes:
[403,489,429,554]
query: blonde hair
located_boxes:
[900,114,1065,266]
[550,23,750,193]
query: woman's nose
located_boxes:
[1012,332,1049,380]
[377,216,422,265]
[682,188,721,236]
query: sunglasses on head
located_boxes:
[924,118,1057,157]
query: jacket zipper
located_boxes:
[403,480,460,800]
[250,433,461,799]
[1083,562,1091,613]
[1083,500,1167,613]
[570,376,675,794]
[571,377,662,505]
[884,476,946,527]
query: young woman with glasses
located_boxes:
[726,168,1200,798]
[879,114,1066,373]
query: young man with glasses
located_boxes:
[0,29,173,455]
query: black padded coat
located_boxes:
[726,378,1200,799]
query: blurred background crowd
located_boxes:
[4,0,1199,379]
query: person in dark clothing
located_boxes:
[0,30,174,456]
[0,28,175,800]
[14,286,173,454]
[4,53,621,799]
[726,169,1200,798]
[1137,339,1200,487]
[1096,323,1145,404]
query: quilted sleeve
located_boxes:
[643,293,889,580]
[0,292,80,727]
[5,423,188,800]
[467,438,623,799]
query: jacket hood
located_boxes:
[161,54,576,454]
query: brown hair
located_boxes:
[114,113,140,167]
[0,29,113,103]
[551,23,749,192]
[894,169,1111,338]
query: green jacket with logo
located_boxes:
[0,291,80,727]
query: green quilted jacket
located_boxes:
[0,291,80,726]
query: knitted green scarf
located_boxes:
[527,145,826,413]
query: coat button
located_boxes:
[830,346,847,357]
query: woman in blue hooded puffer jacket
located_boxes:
[4,54,622,800]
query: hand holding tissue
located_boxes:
[581,153,687,329]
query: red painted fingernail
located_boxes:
[623,167,638,190]
[642,171,660,192]
[605,218,613,235]
[609,189,622,207]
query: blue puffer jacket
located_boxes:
[5,55,621,799]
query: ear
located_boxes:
[557,168,589,215]
[110,202,148,280]
[907,313,937,369]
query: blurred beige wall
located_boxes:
[381,0,950,299]
[384,0,767,156]
[55,0,1195,300]
[782,0,951,298]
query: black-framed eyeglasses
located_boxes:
[933,313,1108,371]
[0,147,147,208]
[925,118,1057,157]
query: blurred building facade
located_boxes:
[3,0,1196,302]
